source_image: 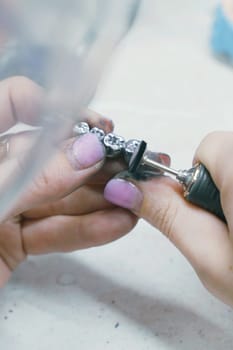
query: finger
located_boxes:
[0,257,12,287]
[104,175,233,305]
[87,158,126,184]
[2,130,39,160]
[87,151,170,185]
[23,185,113,218]
[4,112,115,166]
[194,131,233,233]
[0,217,26,286]
[0,77,113,135]
[7,131,126,187]
[5,132,106,216]
[1,121,119,218]
[80,109,114,134]
[22,208,137,254]
[138,178,233,304]
[0,76,44,132]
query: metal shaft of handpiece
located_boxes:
[142,154,179,177]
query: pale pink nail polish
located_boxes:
[104,179,143,212]
[68,133,105,169]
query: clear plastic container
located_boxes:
[0,0,140,215]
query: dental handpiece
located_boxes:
[129,141,226,223]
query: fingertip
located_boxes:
[66,133,106,170]
[104,178,143,213]
[81,109,114,134]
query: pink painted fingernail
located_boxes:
[158,153,171,166]
[68,133,105,170]
[104,179,143,212]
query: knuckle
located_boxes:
[15,156,27,174]
[32,170,51,196]
[31,168,64,202]
[37,169,51,187]
[10,76,32,87]
[0,221,26,271]
[9,76,42,95]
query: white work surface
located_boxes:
[1,1,233,349]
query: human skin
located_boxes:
[104,131,233,307]
[222,0,233,21]
[2,78,232,309]
[0,76,138,287]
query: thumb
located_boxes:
[104,171,230,290]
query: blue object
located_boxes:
[211,5,233,60]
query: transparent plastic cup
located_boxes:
[0,0,140,215]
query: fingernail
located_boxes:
[68,133,105,169]
[158,153,171,166]
[104,179,143,212]
[98,118,115,133]
[145,151,171,167]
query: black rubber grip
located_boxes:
[185,164,226,223]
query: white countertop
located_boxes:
[1,1,233,349]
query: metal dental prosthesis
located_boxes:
[73,122,142,164]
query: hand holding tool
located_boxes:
[73,123,226,223]
[129,141,226,223]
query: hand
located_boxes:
[0,76,137,287]
[104,131,233,307]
